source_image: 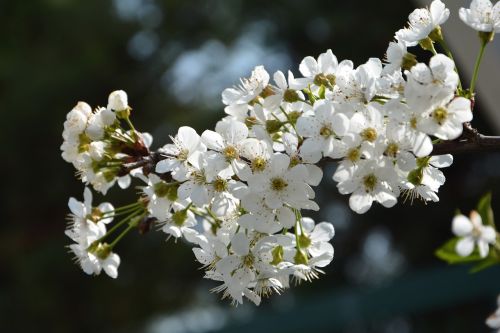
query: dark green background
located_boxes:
[1,1,499,332]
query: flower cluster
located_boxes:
[65,187,121,278]
[61,90,152,194]
[61,0,497,306]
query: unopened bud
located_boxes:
[108,90,129,112]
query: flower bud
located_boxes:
[89,141,106,161]
[108,90,129,111]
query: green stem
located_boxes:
[124,116,139,141]
[295,219,301,250]
[103,207,141,218]
[109,219,138,248]
[98,208,144,243]
[470,40,488,95]
[115,201,143,211]
[293,208,303,249]
[206,208,220,222]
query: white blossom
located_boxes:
[396,0,450,46]
[452,210,496,258]
[459,0,500,33]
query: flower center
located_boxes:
[407,168,423,185]
[93,243,112,260]
[213,177,228,192]
[410,117,418,130]
[271,177,288,191]
[192,170,206,184]
[172,210,188,226]
[243,254,254,268]
[384,142,400,158]
[319,124,333,138]
[289,154,301,167]
[154,182,170,197]
[245,116,258,128]
[223,145,238,161]
[363,173,378,192]
[361,127,377,142]
[313,73,336,87]
[347,148,360,162]
[266,119,282,134]
[88,207,104,223]
[261,85,275,98]
[78,133,91,153]
[251,157,267,172]
[283,89,300,103]
[432,107,448,125]
[178,148,189,161]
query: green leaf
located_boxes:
[469,255,499,273]
[435,238,483,264]
[477,192,495,228]
[436,237,500,273]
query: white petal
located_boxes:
[452,215,473,236]
[270,154,290,175]
[118,175,131,189]
[231,233,250,256]
[311,222,335,242]
[430,154,453,168]
[299,56,319,78]
[68,198,84,217]
[455,237,475,257]
[201,130,225,151]
[412,132,433,157]
[477,240,490,258]
[178,126,201,152]
[103,254,120,279]
[349,189,373,214]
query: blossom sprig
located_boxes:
[436,192,500,272]
[61,0,500,306]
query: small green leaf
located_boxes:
[436,237,500,273]
[477,192,495,228]
[469,255,499,273]
[435,238,482,264]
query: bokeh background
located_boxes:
[2,0,500,332]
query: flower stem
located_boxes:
[124,116,139,141]
[470,39,488,95]
[109,213,144,248]
[293,208,303,249]
[98,208,144,243]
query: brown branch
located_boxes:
[119,125,500,178]
[431,134,500,155]
[432,123,500,155]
